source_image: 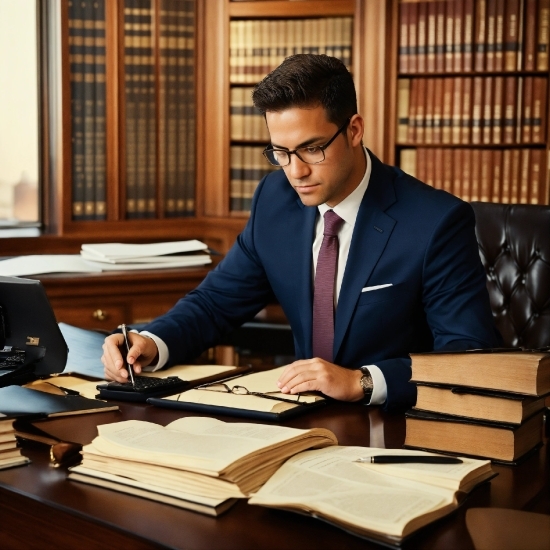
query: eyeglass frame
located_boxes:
[191,381,312,405]
[262,117,352,167]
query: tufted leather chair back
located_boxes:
[471,202,550,349]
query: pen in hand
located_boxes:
[120,323,136,387]
[355,455,463,464]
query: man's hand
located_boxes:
[277,358,364,402]
[102,332,159,382]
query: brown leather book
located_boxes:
[503,76,518,144]
[491,148,503,202]
[433,77,444,142]
[417,1,428,73]
[396,78,411,143]
[482,77,494,144]
[398,1,410,74]
[435,0,446,72]
[416,147,427,183]
[470,148,481,201]
[461,77,473,144]
[426,1,437,72]
[442,77,454,144]
[485,0,497,71]
[408,1,419,73]
[451,77,463,144]
[425,144,436,188]
[471,76,484,144]
[407,78,419,143]
[537,0,550,70]
[509,148,521,202]
[504,0,520,71]
[492,76,504,144]
[528,148,544,203]
[461,147,472,200]
[453,0,465,71]
[532,77,548,143]
[493,0,505,71]
[415,77,427,143]
[524,0,538,71]
[480,149,493,201]
[452,148,463,196]
[519,148,530,203]
[501,148,512,202]
[444,0,455,72]
[463,0,475,70]
[424,78,435,143]
[474,0,487,71]
[443,147,453,193]
[432,147,443,189]
[522,76,533,143]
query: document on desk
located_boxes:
[148,366,326,420]
[249,446,494,546]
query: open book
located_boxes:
[248,447,494,546]
[68,416,337,514]
[148,366,326,420]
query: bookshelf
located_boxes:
[390,0,550,204]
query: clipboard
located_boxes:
[147,366,328,420]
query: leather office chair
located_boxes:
[471,202,550,349]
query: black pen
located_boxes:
[120,324,136,387]
[356,455,463,464]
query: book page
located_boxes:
[93,417,335,475]
[161,366,323,412]
[249,446,457,538]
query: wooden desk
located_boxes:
[0,402,548,550]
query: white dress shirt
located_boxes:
[142,148,388,405]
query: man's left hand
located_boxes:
[277,358,364,402]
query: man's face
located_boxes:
[265,105,365,207]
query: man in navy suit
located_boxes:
[103,54,500,409]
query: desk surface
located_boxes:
[1,400,549,550]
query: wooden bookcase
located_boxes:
[387,0,550,205]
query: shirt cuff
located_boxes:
[362,364,387,405]
[135,330,169,372]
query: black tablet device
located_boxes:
[0,276,67,386]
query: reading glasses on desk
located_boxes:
[193,381,308,405]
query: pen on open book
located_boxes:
[120,324,135,388]
[355,456,463,464]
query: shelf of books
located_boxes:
[392,0,550,204]
[64,0,197,224]
[227,1,354,215]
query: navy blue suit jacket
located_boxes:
[145,151,501,409]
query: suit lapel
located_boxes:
[333,152,397,360]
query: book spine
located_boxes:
[434,147,443,189]
[460,77,472,144]
[453,0,465,72]
[451,77,463,144]
[396,79,411,143]
[501,148,512,202]
[537,0,550,70]
[532,77,548,144]
[442,77,454,144]
[523,0,537,70]
[485,0,496,71]
[416,147,427,183]
[426,1,437,72]
[425,78,435,144]
[425,145,436,188]
[509,148,521,202]
[417,2,428,73]
[480,148,493,201]
[400,149,417,178]
[470,148,481,200]
[68,0,85,220]
[452,148,463,197]
[474,0,487,71]
[522,76,533,143]
[463,0,475,71]
[519,148,530,203]
[503,76,518,144]
[435,0,446,72]
[415,78,427,143]
[399,2,410,73]
[482,76,494,144]
[461,147,472,200]
[493,0,505,71]
[492,76,504,144]
[504,0,520,72]
[529,148,543,203]
[444,0,455,72]
[442,147,453,193]
[471,76,484,144]
[409,2,419,73]
[517,0,525,71]
[433,77,444,143]
[491,148,503,202]
[407,78,419,143]
[145,2,156,218]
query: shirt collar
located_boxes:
[318,147,372,226]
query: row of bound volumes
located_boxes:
[123,0,196,219]
[230,87,269,142]
[406,350,550,463]
[229,17,353,84]
[399,0,550,74]
[396,76,548,145]
[68,0,107,221]
[400,147,547,204]
[230,146,277,213]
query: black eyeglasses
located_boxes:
[263,118,351,167]
[193,381,309,405]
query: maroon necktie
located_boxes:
[312,210,344,362]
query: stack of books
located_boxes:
[405,350,550,463]
[79,240,212,271]
[0,414,30,470]
[68,416,337,516]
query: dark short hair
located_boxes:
[252,54,357,126]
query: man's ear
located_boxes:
[349,114,364,147]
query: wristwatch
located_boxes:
[359,366,373,397]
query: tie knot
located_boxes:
[323,210,344,237]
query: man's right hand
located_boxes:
[102,332,159,382]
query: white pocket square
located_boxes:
[362,284,393,292]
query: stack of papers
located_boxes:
[80,240,212,270]
[0,240,211,277]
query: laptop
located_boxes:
[0,276,67,387]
